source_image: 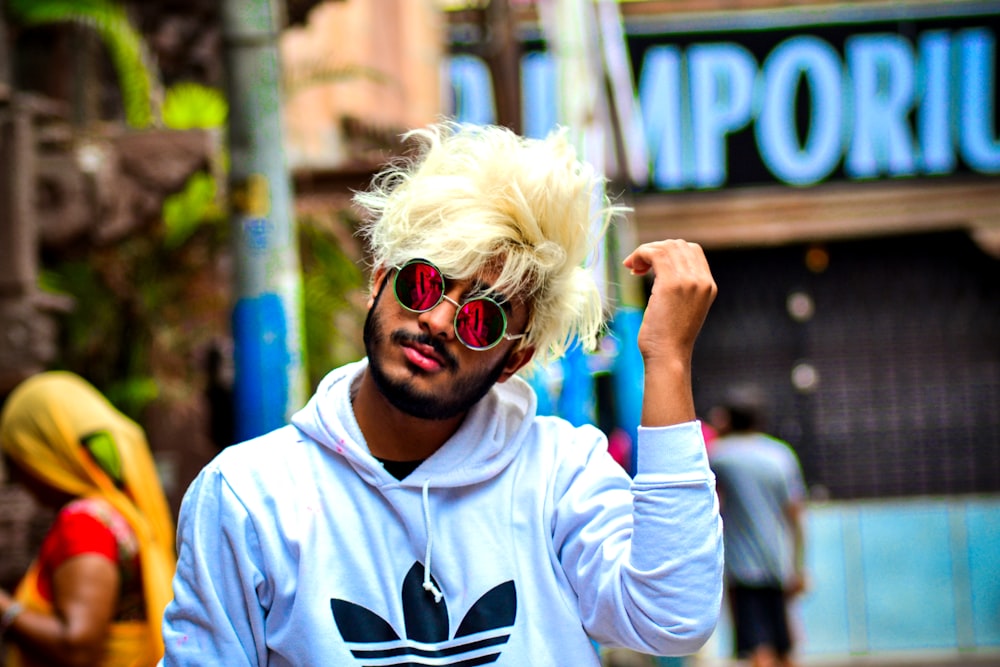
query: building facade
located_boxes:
[448,0,1000,660]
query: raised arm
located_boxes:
[622,239,717,427]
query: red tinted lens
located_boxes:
[455,298,507,349]
[395,261,444,312]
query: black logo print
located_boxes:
[331,562,517,666]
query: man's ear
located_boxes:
[497,345,536,383]
[368,266,390,309]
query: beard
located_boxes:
[363,284,510,420]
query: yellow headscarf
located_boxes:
[1,371,176,666]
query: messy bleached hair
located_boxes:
[354,121,627,365]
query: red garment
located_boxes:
[702,422,718,455]
[35,498,144,619]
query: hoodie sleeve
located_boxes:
[553,420,723,656]
[160,460,270,666]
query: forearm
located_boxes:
[785,502,808,595]
[640,355,696,427]
[0,592,105,667]
[792,526,805,576]
[626,483,723,655]
[582,425,721,652]
[619,423,723,653]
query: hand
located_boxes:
[785,572,809,599]
[622,240,717,364]
[0,589,23,636]
[623,240,716,427]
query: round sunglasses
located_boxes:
[392,259,527,351]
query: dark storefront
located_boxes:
[621,2,1000,501]
[693,230,1000,500]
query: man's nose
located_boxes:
[418,292,461,339]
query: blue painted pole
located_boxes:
[222,0,307,442]
[609,307,644,471]
[558,341,596,427]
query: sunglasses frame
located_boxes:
[392,258,527,351]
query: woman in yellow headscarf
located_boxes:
[0,371,176,667]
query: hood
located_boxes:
[290,359,538,489]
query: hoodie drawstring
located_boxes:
[421,480,444,603]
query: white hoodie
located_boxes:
[161,359,723,666]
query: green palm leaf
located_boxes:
[8,0,158,128]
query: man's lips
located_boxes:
[402,341,446,371]
[391,330,457,372]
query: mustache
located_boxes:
[390,330,459,371]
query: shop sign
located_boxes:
[449,6,1000,191]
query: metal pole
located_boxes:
[221,0,307,442]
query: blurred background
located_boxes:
[0,0,997,665]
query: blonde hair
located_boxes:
[355,121,627,365]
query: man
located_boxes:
[161,122,722,665]
[708,385,807,667]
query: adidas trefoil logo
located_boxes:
[331,561,517,666]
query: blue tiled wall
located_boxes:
[705,496,1000,661]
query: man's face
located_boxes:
[363,266,533,421]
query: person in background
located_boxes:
[161,121,723,665]
[708,384,807,667]
[0,371,176,667]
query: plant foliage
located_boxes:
[162,83,228,130]
[299,212,368,388]
[7,0,158,127]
